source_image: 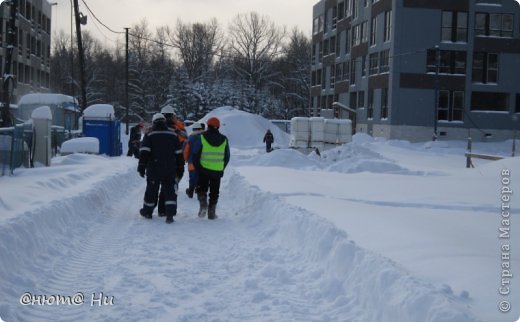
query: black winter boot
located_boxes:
[165,216,174,224]
[140,208,152,219]
[198,195,208,218]
[186,187,194,199]
[208,204,217,220]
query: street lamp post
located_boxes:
[72,0,87,111]
[1,0,17,127]
[433,45,440,141]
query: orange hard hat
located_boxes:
[207,117,220,129]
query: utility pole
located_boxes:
[125,27,130,134]
[72,0,87,111]
[1,0,17,127]
[433,45,440,141]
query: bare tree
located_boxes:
[168,19,223,82]
[227,12,286,91]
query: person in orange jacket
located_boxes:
[183,122,206,198]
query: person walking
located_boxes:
[263,129,274,153]
[138,113,184,224]
[157,105,188,216]
[127,121,144,158]
[192,117,230,220]
[183,122,205,198]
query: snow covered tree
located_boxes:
[275,28,312,118]
[168,19,223,82]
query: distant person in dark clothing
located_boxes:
[263,129,274,152]
[192,117,230,219]
[127,121,144,158]
[138,113,184,224]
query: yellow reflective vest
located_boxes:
[200,135,227,171]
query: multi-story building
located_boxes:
[311,0,520,141]
[0,0,53,105]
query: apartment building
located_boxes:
[0,0,53,105]
[311,0,520,141]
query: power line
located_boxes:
[80,0,124,35]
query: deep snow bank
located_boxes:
[0,155,141,321]
[223,171,479,322]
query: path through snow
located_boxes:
[0,155,478,321]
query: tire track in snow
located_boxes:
[10,168,142,322]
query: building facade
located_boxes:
[0,0,53,105]
[311,0,520,141]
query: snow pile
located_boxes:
[83,104,116,120]
[17,93,75,107]
[30,106,52,120]
[60,137,100,155]
[199,106,290,148]
[223,173,478,322]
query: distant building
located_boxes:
[0,0,53,105]
[311,0,520,141]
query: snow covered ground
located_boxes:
[0,106,518,322]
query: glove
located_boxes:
[137,164,146,178]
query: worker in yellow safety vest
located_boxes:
[192,117,230,219]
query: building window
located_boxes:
[336,35,341,57]
[346,0,352,17]
[323,39,329,56]
[330,36,336,55]
[361,21,368,43]
[516,94,520,113]
[319,42,323,60]
[311,70,316,86]
[317,68,322,86]
[353,24,361,46]
[361,56,367,77]
[475,13,513,37]
[345,28,351,54]
[368,89,374,119]
[350,92,358,109]
[350,58,357,85]
[384,10,392,42]
[438,90,464,122]
[379,49,390,73]
[338,2,345,21]
[332,6,337,30]
[369,52,379,75]
[330,65,336,89]
[381,88,389,119]
[343,61,350,82]
[358,91,365,108]
[441,11,468,42]
[471,92,509,111]
[426,49,466,75]
[322,69,326,89]
[353,0,359,19]
[336,63,343,82]
[324,10,329,33]
[472,52,498,83]
[370,17,377,46]
[312,44,317,64]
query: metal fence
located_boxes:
[0,124,31,176]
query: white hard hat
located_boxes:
[152,113,165,123]
[160,105,175,115]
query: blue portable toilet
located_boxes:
[82,104,122,156]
